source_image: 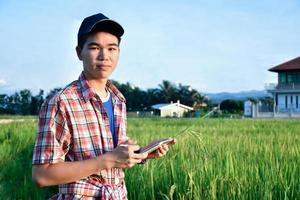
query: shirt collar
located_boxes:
[106,80,126,103]
[78,72,126,103]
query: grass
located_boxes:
[0,119,56,199]
[125,118,300,199]
[0,115,37,120]
[0,117,299,199]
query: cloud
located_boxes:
[0,79,8,87]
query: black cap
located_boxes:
[77,13,124,46]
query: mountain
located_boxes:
[206,90,271,104]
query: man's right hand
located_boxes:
[32,138,147,187]
[107,139,148,169]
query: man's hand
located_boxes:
[146,138,177,159]
[108,138,148,168]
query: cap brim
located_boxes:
[90,19,124,38]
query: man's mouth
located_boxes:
[96,64,110,68]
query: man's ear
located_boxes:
[76,46,82,60]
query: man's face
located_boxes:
[77,32,120,80]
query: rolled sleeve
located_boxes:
[32,96,71,165]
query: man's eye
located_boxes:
[89,46,99,50]
[108,47,117,51]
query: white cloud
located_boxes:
[0,79,7,87]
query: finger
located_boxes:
[127,159,144,168]
[133,158,144,164]
[119,136,129,144]
[128,145,141,156]
[132,152,148,160]
[127,158,144,166]
[169,138,177,145]
[118,144,128,148]
[117,157,142,168]
[115,159,129,169]
[148,148,165,158]
[129,144,140,151]
[157,150,164,157]
[146,151,157,159]
[161,144,169,151]
[158,146,167,156]
[127,139,137,145]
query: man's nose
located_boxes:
[97,48,109,60]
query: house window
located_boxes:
[291,96,293,105]
[287,72,297,83]
[296,96,299,109]
[279,72,286,84]
[285,96,288,108]
[297,72,300,83]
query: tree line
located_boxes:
[0,80,209,115]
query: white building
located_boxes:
[151,100,193,117]
[244,57,300,118]
[264,57,300,118]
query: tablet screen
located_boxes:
[136,138,174,154]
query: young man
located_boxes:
[32,13,175,200]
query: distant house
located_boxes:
[244,57,300,118]
[268,57,300,113]
[248,56,300,118]
[151,100,193,117]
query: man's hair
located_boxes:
[77,31,121,49]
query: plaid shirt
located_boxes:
[32,72,127,199]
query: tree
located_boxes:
[158,81,207,109]
[158,80,177,102]
[146,88,163,109]
[0,94,8,114]
[10,92,22,114]
[258,96,274,112]
[0,89,45,115]
[112,81,148,111]
[46,88,62,100]
[19,89,32,115]
[220,99,243,113]
[30,90,44,115]
[0,80,208,115]
[259,96,274,106]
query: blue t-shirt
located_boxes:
[102,93,117,147]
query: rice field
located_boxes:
[0,117,299,199]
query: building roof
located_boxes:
[163,103,193,110]
[152,102,193,111]
[269,57,300,72]
[151,103,170,110]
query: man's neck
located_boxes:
[84,75,108,98]
[88,78,107,93]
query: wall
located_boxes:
[277,93,300,112]
[161,106,188,117]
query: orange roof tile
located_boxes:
[269,57,300,72]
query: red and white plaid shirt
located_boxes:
[32,72,127,199]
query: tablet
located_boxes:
[135,138,174,154]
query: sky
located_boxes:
[1,0,300,95]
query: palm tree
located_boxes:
[158,80,177,102]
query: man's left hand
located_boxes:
[146,139,177,159]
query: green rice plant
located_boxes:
[126,118,300,200]
[0,120,56,200]
[0,117,299,199]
